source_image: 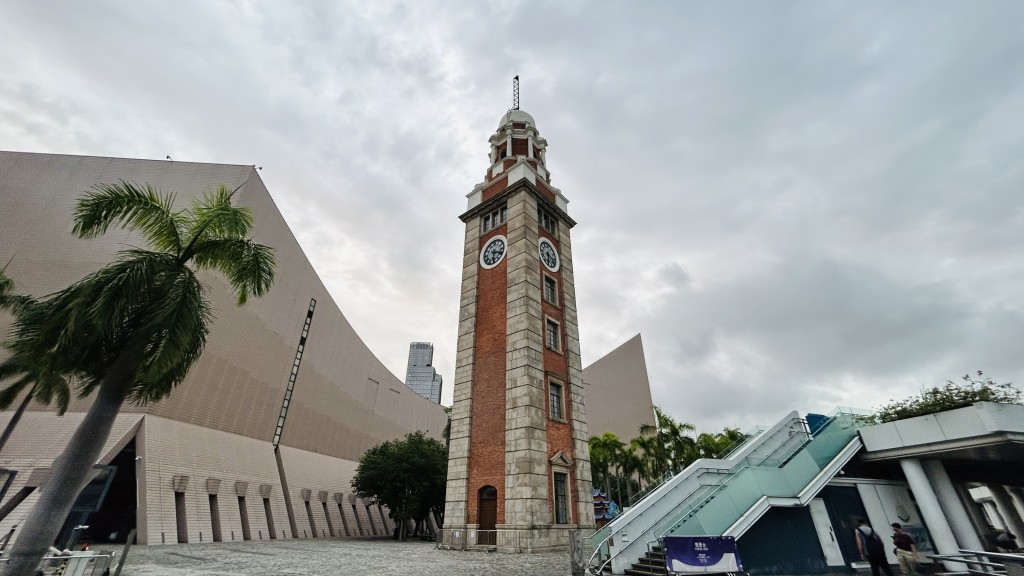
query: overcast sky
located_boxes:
[3,1,1024,435]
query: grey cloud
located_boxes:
[3,0,1024,430]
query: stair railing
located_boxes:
[625,470,674,508]
[659,412,835,537]
[586,464,732,575]
[589,413,827,575]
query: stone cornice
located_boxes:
[460,178,576,229]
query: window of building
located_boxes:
[549,380,564,421]
[543,275,558,305]
[482,204,508,233]
[545,318,561,352]
[553,472,569,524]
[538,206,558,234]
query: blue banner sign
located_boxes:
[662,536,745,575]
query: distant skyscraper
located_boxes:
[405,342,443,404]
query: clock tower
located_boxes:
[442,107,595,552]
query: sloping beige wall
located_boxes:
[581,334,656,443]
[0,152,447,458]
[0,152,447,545]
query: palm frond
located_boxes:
[129,268,210,403]
[73,181,184,255]
[182,186,255,252]
[83,250,181,339]
[0,367,34,410]
[0,268,12,297]
[0,267,37,315]
[0,350,72,414]
[191,238,276,304]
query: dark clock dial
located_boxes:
[480,236,507,268]
[539,238,559,271]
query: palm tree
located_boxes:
[0,181,274,575]
[619,443,644,503]
[0,270,72,453]
[588,433,624,503]
[0,346,71,453]
[638,406,697,476]
[629,434,659,485]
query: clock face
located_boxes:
[538,237,559,272]
[480,235,507,269]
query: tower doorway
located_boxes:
[478,486,497,545]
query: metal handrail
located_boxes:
[928,549,1024,574]
[0,550,117,568]
[586,465,731,575]
[713,424,767,461]
[626,470,674,507]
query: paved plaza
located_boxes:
[116,539,572,576]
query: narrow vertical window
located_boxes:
[545,319,560,352]
[209,494,222,542]
[554,472,569,524]
[365,504,379,535]
[322,502,336,537]
[174,492,188,543]
[543,275,558,305]
[338,503,351,536]
[538,206,558,234]
[481,204,507,232]
[351,504,364,535]
[263,498,277,539]
[238,496,252,540]
[549,381,564,421]
[305,500,318,538]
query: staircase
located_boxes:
[624,545,667,576]
[587,408,868,575]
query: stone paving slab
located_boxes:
[113,539,571,576]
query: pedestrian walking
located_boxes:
[856,518,894,576]
[890,523,918,576]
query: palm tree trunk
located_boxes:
[598,463,606,500]
[0,393,33,454]
[2,371,131,576]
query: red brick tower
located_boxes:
[441,108,595,552]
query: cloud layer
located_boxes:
[3,1,1024,433]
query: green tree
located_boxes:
[867,371,1021,424]
[351,431,447,541]
[0,181,274,575]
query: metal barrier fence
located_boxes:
[436,528,523,552]
[1,551,115,576]
[927,550,1024,576]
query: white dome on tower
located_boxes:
[498,109,536,130]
